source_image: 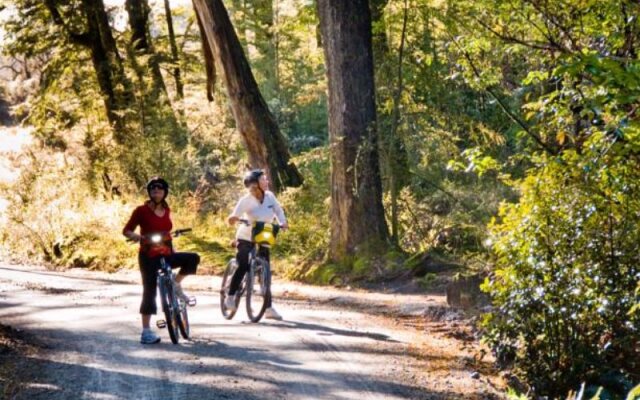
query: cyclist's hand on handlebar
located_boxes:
[124,231,141,243]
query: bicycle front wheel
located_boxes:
[177,298,190,339]
[158,276,180,344]
[246,257,271,323]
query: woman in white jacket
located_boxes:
[226,169,288,320]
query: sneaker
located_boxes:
[224,293,237,312]
[264,307,282,320]
[140,329,161,344]
[174,282,190,303]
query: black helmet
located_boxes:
[243,169,265,188]
[146,177,169,201]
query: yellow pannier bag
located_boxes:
[251,222,280,247]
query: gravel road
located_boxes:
[0,262,504,399]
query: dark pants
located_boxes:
[139,252,199,315]
[229,240,272,307]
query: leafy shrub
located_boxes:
[276,147,330,280]
[0,142,137,270]
[483,142,640,396]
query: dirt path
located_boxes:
[0,261,505,399]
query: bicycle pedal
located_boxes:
[187,297,197,307]
[156,320,167,329]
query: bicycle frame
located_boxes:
[220,220,278,322]
[127,228,193,343]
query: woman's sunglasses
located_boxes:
[149,184,165,191]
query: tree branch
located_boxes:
[448,34,558,155]
[507,2,569,52]
[43,0,92,47]
[194,4,216,102]
[526,0,581,52]
[472,16,567,53]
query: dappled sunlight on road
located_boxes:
[0,262,505,399]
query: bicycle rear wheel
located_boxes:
[246,258,271,323]
[220,259,242,320]
[158,276,180,344]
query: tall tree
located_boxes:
[44,0,136,143]
[125,0,185,145]
[369,0,389,59]
[163,0,185,99]
[192,0,303,192]
[383,0,410,245]
[125,0,151,50]
[317,0,389,262]
[250,0,278,99]
[370,0,410,246]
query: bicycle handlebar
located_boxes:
[173,228,192,237]
[126,228,192,243]
[237,219,280,228]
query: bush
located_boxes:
[0,143,137,270]
[276,147,330,280]
[482,143,640,397]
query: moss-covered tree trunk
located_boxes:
[317,0,389,262]
[192,0,303,192]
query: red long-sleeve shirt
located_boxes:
[123,202,173,256]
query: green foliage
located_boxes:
[304,262,349,285]
[432,0,640,396]
[483,119,640,397]
[417,272,437,289]
[276,147,330,279]
[0,138,137,271]
[171,213,236,275]
[228,0,328,153]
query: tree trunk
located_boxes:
[195,9,217,102]
[125,0,170,99]
[369,0,389,61]
[80,0,136,143]
[317,0,389,262]
[229,0,249,48]
[125,0,150,51]
[192,0,303,192]
[371,0,410,247]
[164,0,185,99]
[388,0,409,244]
[125,0,185,146]
[251,0,278,99]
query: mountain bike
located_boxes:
[132,228,195,344]
[220,220,279,323]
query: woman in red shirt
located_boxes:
[123,177,200,344]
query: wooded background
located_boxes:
[0,0,638,397]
